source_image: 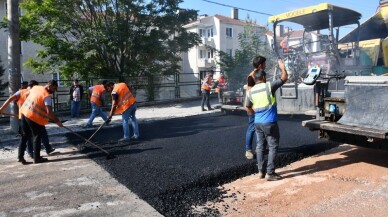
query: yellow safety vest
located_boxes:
[248,82,276,112]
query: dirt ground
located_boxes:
[195,144,388,217]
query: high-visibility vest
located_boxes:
[20,86,50,126]
[201,77,213,91]
[247,82,276,112]
[17,89,30,119]
[246,71,255,91]
[90,85,105,106]
[112,83,136,115]
[216,77,227,92]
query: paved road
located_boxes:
[65,112,336,216]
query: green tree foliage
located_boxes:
[18,0,201,80]
[0,57,9,96]
[216,17,275,91]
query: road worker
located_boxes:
[245,57,288,181]
[107,82,139,143]
[200,70,214,111]
[84,81,112,128]
[215,74,228,104]
[19,80,63,164]
[0,80,55,159]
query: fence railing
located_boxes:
[0,73,202,120]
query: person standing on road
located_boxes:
[244,57,265,160]
[214,74,228,104]
[107,82,139,143]
[246,57,288,181]
[84,81,111,128]
[69,79,84,118]
[0,80,55,159]
[19,80,63,164]
[201,70,214,111]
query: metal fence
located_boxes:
[0,73,201,121]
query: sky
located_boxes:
[180,0,380,36]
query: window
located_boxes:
[207,50,213,59]
[226,27,233,37]
[199,29,205,37]
[199,50,206,59]
[226,49,233,57]
[207,28,213,38]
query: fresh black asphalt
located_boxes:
[65,112,337,216]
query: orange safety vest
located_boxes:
[201,77,212,91]
[112,83,136,115]
[216,77,227,93]
[20,86,50,126]
[17,89,30,119]
[246,71,255,91]
[90,85,105,106]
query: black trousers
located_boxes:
[19,115,45,161]
[201,90,211,109]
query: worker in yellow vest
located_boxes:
[107,82,139,143]
[246,57,288,181]
[19,80,63,164]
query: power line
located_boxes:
[202,0,273,16]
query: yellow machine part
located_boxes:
[383,37,388,67]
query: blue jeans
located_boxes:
[255,123,280,174]
[71,100,81,117]
[87,102,108,126]
[245,114,255,151]
[122,103,139,139]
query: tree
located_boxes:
[0,58,9,96]
[18,0,201,80]
[216,16,275,91]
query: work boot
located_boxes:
[46,148,56,155]
[208,107,214,111]
[245,150,254,160]
[34,157,48,164]
[258,170,265,179]
[266,172,282,181]
[201,108,207,112]
[18,158,30,165]
[118,137,131,143]
[131,135,139,140]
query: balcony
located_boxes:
[197,58,214,67]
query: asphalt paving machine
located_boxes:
[288,2,388,146]
[222,2,388,146]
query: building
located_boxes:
[181,8,267,81]
[0,0,58,92]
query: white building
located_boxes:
[0,1,58,91]
[181,9,267,81]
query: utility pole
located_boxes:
[7,0,21,133]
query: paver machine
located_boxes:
[267,2,388,147]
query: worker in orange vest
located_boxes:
[201,70,214,111]
[0,80,56,159]
[107,82,139,143]
[19,80,63,164]
[84,81,113,128]
[280,36,289,53]
[215,74,228,104]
